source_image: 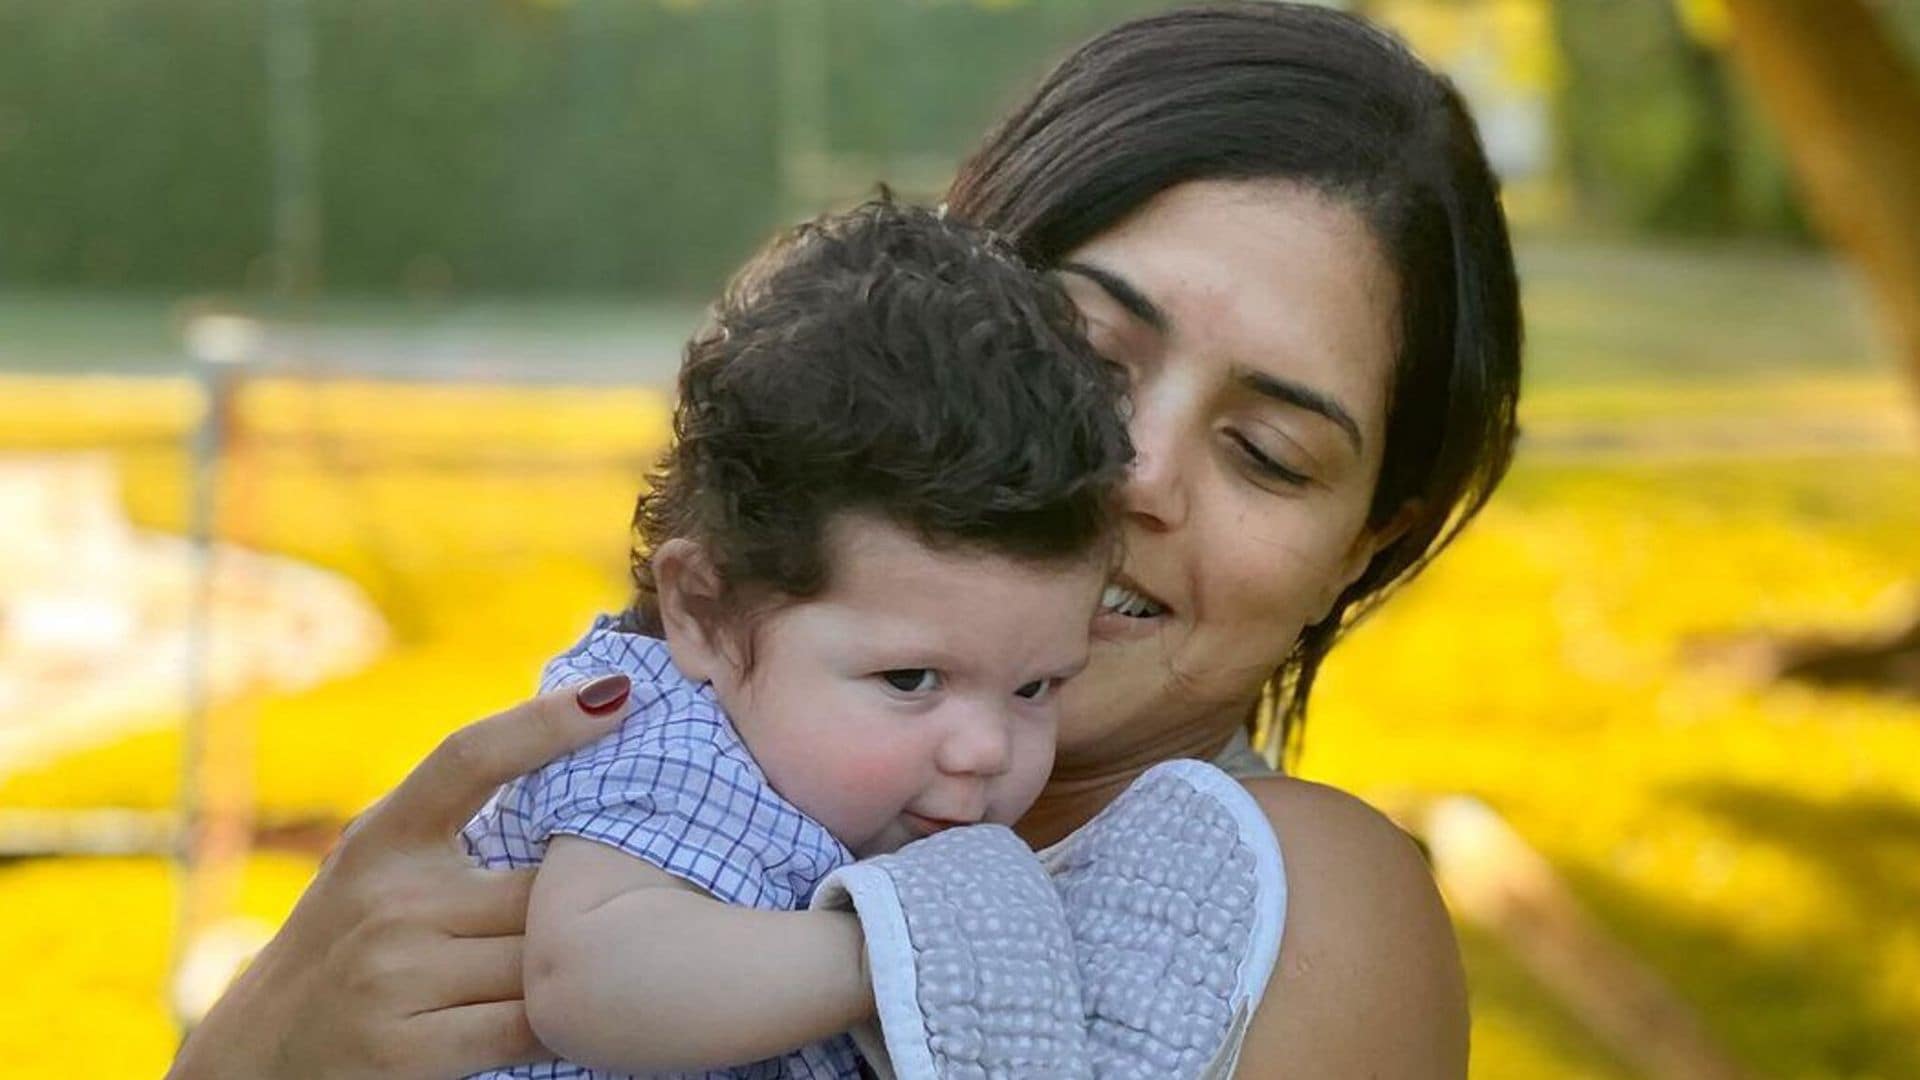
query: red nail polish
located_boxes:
[576,674,631,715]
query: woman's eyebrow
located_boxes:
[1235,366,1364,454]
[1059,258,1362,454]
[1057,260,1170,334]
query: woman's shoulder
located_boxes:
[1237,775,1469,1078]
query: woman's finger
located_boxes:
[364,676,631,848]
[418,934,524,1009]
[429,866,538,939]
[407,999,546,1077]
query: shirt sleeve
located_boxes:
[537,633,639,696]
[527,734,791,908]
[489,625,840,909]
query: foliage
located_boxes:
[1544,0,1920,241]
[0,0,1163,295]
[1547,0,1801,237]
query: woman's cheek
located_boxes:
[1253,508,1353,601]
[1210,528,1305,616]
[1194,531,1324,679]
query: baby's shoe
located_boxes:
[1038,759,1288,1079]
[811,823,1093,1080]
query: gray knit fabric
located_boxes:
[1046,765,1266,1078]
[812,825,1092,1080]
[819,761,1285,1080]
[1210,728,1278,780]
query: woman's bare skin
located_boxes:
[169,685,628,1079]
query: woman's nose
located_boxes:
[1118,391,1189,530]
[936,704,1012,778]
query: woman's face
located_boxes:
[1051,178,1403,772]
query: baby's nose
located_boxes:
[935,703,1012,777]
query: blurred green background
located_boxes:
[2,1,1917,1077]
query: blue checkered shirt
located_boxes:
[461,616,862,1080]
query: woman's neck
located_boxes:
[1014,710,1244,848]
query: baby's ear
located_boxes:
[652,539,733,683]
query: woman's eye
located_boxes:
[1227,430,1311,487]
[880,669,940,694]
[1014,678,1054,701]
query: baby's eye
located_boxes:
[1014,678,1055,702]
[880,669,941,694]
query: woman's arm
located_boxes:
[523,836,872,1072]
[166,680,630,1080]
[1236,776,1470,1079]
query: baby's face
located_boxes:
[712,514,1105,857]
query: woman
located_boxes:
[171,4,1518,1076]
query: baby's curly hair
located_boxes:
[628,198,1131,626]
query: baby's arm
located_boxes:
[523,834,873,1073]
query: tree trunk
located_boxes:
[1720,0,1920,412]
[1411,797,1749,1080]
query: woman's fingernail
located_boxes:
[575,674,631,716]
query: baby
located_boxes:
[461,200,1131,1078]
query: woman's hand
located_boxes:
[167,676,631,1080]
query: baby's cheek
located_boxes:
[1000,727,1057,813]
[826,735,924,806]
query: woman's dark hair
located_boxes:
[628,199,1131,632]
[946,2,1523,762]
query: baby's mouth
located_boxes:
[902,811,970,836]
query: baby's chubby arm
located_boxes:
[524,834,874,1073]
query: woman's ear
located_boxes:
[1314,500,1424,626]
[651,538,733,684]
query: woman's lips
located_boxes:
[1094,574,1171,641]
[1092,607,1168,641]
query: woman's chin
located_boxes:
[1062,622,1268,770]
[1057,634,1180,762]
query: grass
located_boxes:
[1516,239,1884,386]
[1,240,1916,1077]
[1305,452,1920,1077]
